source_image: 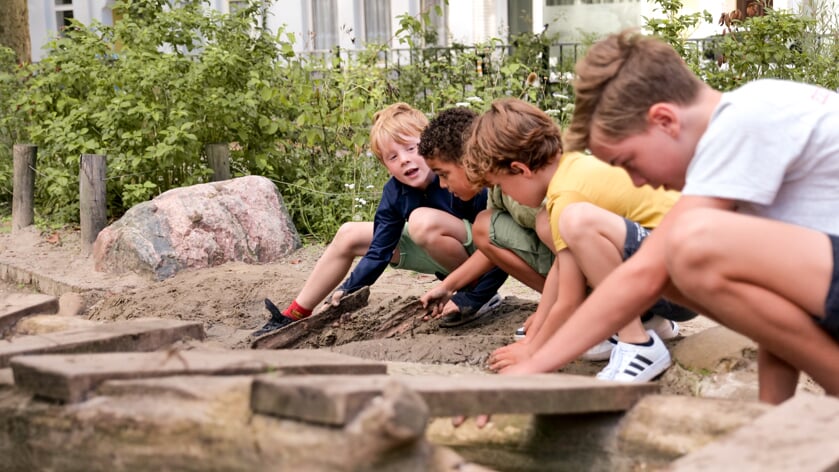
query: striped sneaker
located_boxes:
[610,330,672,383]
[582,336,618,361]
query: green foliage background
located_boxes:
[1,0,839,240]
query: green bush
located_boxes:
[0,0,581,241]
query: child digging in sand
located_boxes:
[463,98,696,381]
[502,29,839,403]
[254,102,506,337]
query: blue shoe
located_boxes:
[440,294,502,328]
[252,298,295,337]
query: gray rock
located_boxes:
[93,176,300,280]
[671,325,757,373]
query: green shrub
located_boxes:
[0,0,583,240]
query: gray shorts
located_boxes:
[819,233,839,340]
[389,220,475,276]
[489,210,554,277]
[624,219,697,323]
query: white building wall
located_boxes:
[27,0,839,61]
[28,0,50,61]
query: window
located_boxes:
[420,0,447,46]
[311,0,338,50]
[228,0,248,13]
[363,1,391,45]
[54,0,74,32]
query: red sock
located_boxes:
[283,300,312,320]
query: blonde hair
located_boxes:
[463,98,563,187]
[369,103,429,161]
[565,29,705,151]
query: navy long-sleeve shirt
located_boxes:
[339,174,490,294]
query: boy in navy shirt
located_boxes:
[254,103,506,336]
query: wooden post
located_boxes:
[12,144,37,233]
[205,143,231,181]
[79,154,107,256]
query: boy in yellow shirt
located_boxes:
[465,98,695,381]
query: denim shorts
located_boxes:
[623,219,697,323]
[819,233,839,340]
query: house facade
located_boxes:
[26,0,813,61]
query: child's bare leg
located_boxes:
[560,202,648,343]
[666,208,839,402]
[407,207,470,271]
[474,210,546,292]
[295,222,381,309]
[407,207,473,314]
[758,347,800,404]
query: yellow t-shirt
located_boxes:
[546,152,679,252]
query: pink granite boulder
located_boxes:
[93,176,300,280]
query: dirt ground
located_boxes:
[0,223,822,397]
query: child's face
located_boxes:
[425,157,481,200]
[379,135,434,189]
[485,165,546,208]
[589,124,689,191]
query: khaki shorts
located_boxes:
[489,210,554,277]
[390,220,475,275]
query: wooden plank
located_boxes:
[12,349,386,403]
[670,393,839,472]
[251,286,370,349]
[251,373,659,426]
[0,318,205,368]
[0,293,58,334]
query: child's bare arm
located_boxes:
[490,250,585,371]
[519,257,559,338]
[420,250,495,316]
[506,196,733,375]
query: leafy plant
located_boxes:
[0,1,583,240]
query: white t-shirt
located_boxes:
[684,79,839,234]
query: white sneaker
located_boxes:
[583,317,678,362]
[595,340,623,381]
[643,315,680,340]
[611,330,672,383]
[581,336,618,361]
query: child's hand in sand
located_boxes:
[488,341,535,372]
[420,285,454,319]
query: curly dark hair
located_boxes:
[418,106,477,163]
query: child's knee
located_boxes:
[407,208,447,246]
[666,213,722,287]
[332,222,371,253]
[473,211,492,248]
[558,202,601,243]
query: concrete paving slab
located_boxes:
[0,318,205,368]
[12,349,387,403]
[0,293,59,334]
[251,373,659,426]
[670,393,839,471]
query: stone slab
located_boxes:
[670,393,839,471]
[0,318,205,368]
[0,293,59,334]
[12,349,387,403]
[251,373,659,426]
